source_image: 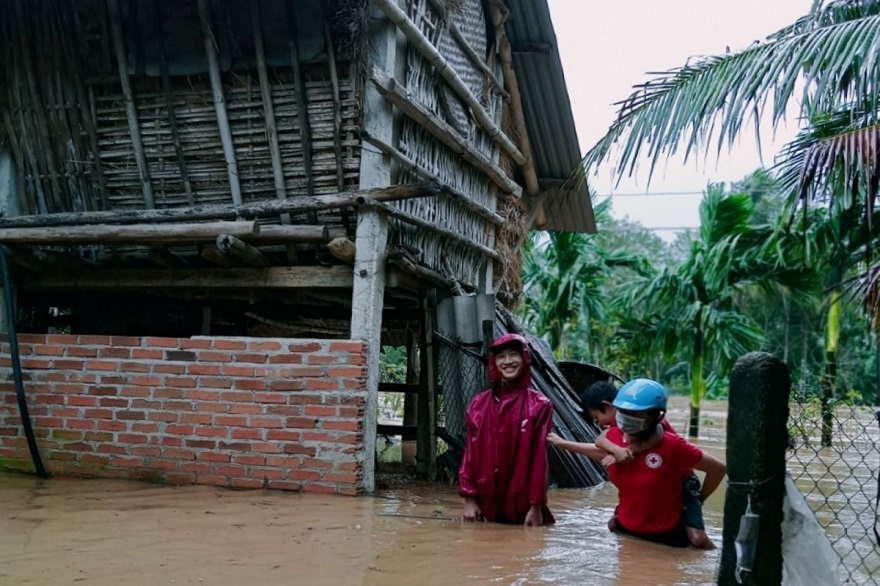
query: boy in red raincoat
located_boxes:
[459,334,555,526]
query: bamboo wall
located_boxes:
[0,0,364,231]
[392,0,503,287]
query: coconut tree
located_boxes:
[618,184,817,437]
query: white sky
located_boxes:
[547,0,814,239]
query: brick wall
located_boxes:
[0,334,368,495]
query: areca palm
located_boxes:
[618,185,816,437]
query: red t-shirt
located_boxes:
[660,419,694,478]
[606,427,703,534]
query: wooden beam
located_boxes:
[491,4,546,229]
[20,266,354,291]
[286,0,315,214]
[357,196,502,262]
[371,69,522,197]
[373,0,524,165]
[216,234,269,267]
[253,225,331,243]
[107,0,155,209]
[0,221,259,244]
[327,237,356,264]
[362,132,504,226]
[198,0,243,206]
[0,182,442,229]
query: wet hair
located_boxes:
[581,381,618,413]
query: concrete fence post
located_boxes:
[718,352,791,585]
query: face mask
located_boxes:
[615,411,647,435]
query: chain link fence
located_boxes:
[787,397,880,585]
[434,331,485,458]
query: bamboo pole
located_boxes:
[198,0,243,206]
[362,131,503,226]
[0,181,442,228]
[425,0,509,101]
[255,225,331,243]
[200,246,234,267]
[107,0,155,209]
[216,233,269,267]
[327,237,356,263]
[0,221,259,244]
[373,0,524,165]
[371,69,522,197]
[356,196,502,262]
[286,0,315,213]
[490,3,546,229]
[152,1,195,206]
[249,0,287,211]
[324,21,350,230]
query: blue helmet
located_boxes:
[613,378,667,411]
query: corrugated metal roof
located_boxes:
[503,0,596,233]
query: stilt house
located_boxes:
[0,0,596,493]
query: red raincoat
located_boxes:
[458,334,555,524]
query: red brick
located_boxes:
[132,349,163,360]
[323,472,358,485]
[154,364,186,375]
[88,386,120,396]
[288,470,321,481]
[199,351,233,362]
[180,413,212,425]
[165,473,196,484]
[188,364,221,376]
[66,346,98,358]
[267,355,303,364]
[304,405,337,417]
[222,365,255,377]
[131,376,161,387]
[221,391,254,402]
[328,367,366,378]
[217,441,251,451]
[213,415,248,427]
[34,417,64,427]
[234,353,268,364]
[148,458,179,471]
[266,430,301,442]
[266,480,301,491]
[67,419,97,430]
[251,468,284,480]
[110,336,141,347]
[266,405,302,417]
[213,339,248,351]
[84,409,114,419]
[304,379,339,391]
[231,428,263,440]
[118,434,149,444]
[229,404,262,415]
[166,377,197,388]
[197,377,233,389]
[83,431,114,442]
[268,380,305,391]
[81,454,111,466]
[250,417,283,429]
[302,457,334,470]
[97,398,128,408]
[165,424,194,436]
[33,345,64,357]
[288,342,322,353]
[53,429,83,441]
[337,407,363,419]
[285,417,318,429]
[342,379,366,390]
[198,452,231,463]
[197,474,230,487]
[329,341,364,353]
[78,335,110,345]
[301,484,336,495]
[119,387,150,398]
[130,399,162,410]
[196,427,228,438]
[116,410,146,421]
[98,347,132,359]
[160,437,182,447]
[130,446,161,457]
[230,478,264,489]
[154,388,185,399]
[97,420,127,432]
[324,420,360,432]
[67,395,104,407]
[233,455,266,466]
[288,394,323,405]
[250,442,282,454]
[52,359,84,370]
[181,462,212,474]
[86,360,119,372]
[248,340,282,352]
[97,445,127,455]
[196,402,227,413]
[111,456,145,468]
[307,355,340,365]
[119,361,151,372]
[215,465,246,478]
[180,339,213,350]
[253,392,285,404]
[189,390,221,402]
[265,455,301,467]
[21,358,52,369]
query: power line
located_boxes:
[599,191,705,197]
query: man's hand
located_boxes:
[524,505,543,527]
[463,497,482,522]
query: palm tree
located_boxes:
[582,0,880,439]
[618,184,816,437]
[520,199,650,360]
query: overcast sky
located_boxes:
[547,0,814,239]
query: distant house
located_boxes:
[0,0,594,494]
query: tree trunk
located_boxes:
[688,403,701,439]
[689,318,705,438]
[821,290,842,447]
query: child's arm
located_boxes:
[547,432,607,460]
[694,453,727,502]
[595,429,633,463]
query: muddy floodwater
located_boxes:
[1,400,727,585]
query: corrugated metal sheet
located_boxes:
[504,0,596,233]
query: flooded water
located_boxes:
[0,398,728,585]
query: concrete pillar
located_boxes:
[718,352,791,585]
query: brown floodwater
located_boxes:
[0,398,728,585]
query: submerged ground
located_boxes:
[1,399,727,585]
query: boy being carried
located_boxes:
[547,379,725,548]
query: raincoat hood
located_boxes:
[488,333,532,390]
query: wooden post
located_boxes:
[718,352,791,585]
[417,291,437,479]
[403,329,418,429]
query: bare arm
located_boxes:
[694,453,727,502]
[547,432,607,460]
[596,429,633,463]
